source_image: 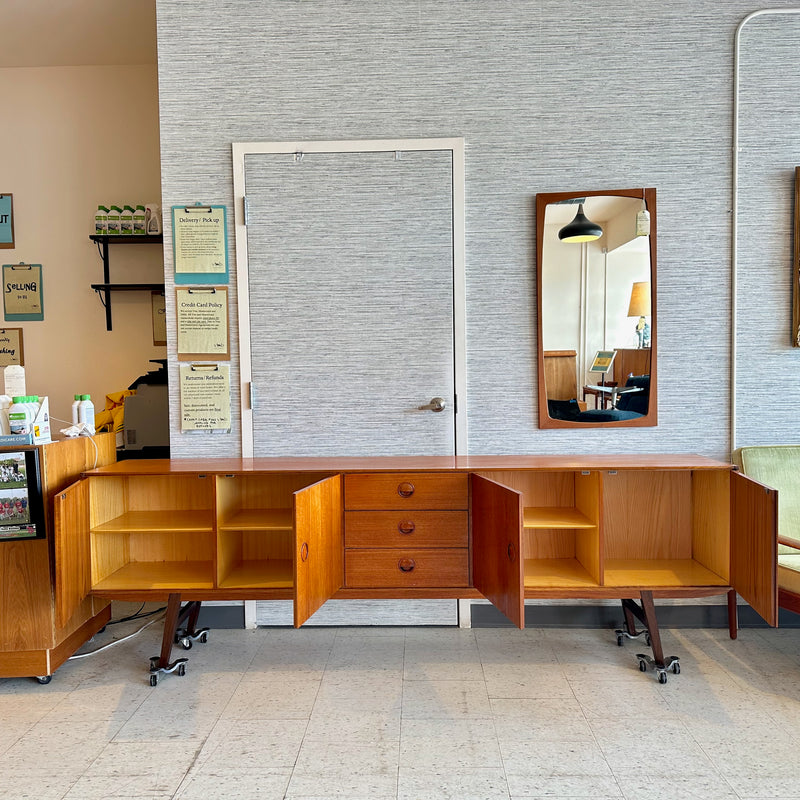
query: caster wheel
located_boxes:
[658,672,668,684]
[616,635,624,647]
[180,639,192,650]
[149,657,160,670]
[638,659,647,672]
[35,675,52,685]
[177,664,186,677]
[199,632,208,644]
[149,674,158,687]
[672,662,681,674]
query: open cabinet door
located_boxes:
[294,475,343,627]
[53,479,91,630]
[731,471,778,626]
[471,474,524,628]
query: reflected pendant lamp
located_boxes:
[558,203,603,243]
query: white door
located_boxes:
[233,139,466,457]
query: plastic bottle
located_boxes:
[107,205,122,235]
[120,205,134,235]
[133,204,146,235]
[94,205,109,235]
[0,395,11,435]
[71,394,81,425]
[8,396,32,436]
[78,394,95,433]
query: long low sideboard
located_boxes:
[51,454,778,684]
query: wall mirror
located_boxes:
[536,188,657,429]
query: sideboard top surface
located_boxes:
[84,454,733,478]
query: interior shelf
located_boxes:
[92,509,214,534]
[603,559,728,587]
[218,559,294,589]
[92,561,214,591]
[524,557,600,588]
[218,508,293,531]
[523,507,595,529]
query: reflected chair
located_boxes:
[575,374,649,422]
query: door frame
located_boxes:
[231,137,467,457]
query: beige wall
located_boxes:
[0,64,163,427]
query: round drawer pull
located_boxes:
[398,558,416,572]
[397,482,415,498]
[300,542,309,562]
[397,520,416,535]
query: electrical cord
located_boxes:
[67,611,165,660]
[107,604,166,625]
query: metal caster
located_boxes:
[175,627,209,649]
[35,675,52,685]
[636,653,680,683]
[148,656,188,686]
[615,628,650,647]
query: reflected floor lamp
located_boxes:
[628,281,651,349]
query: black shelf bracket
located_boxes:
[89,234,164,331]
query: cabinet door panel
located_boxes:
[294,475,343,627]
[54,479,91,630]
[471,474,524,628]
[731,471,777,626]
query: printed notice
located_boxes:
[176,287,229,360]
[0,329,23,366]
[3,264,43,321]
[172,205,228,284]
[179,363,231,432]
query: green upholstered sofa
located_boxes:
[734,445,800,614]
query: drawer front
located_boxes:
[344,473,468,510]
[345,549,470,588]
[345,510,468,548]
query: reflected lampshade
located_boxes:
[558,203,603,243]
[627,281,652,317]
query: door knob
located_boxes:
[418,397,445,412]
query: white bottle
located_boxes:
[107,205,122,235]
[0,395,11,435]
[71,394,81,425]
[145,203,161,234]
[8,396,31,436]
[78,394,95,434]
[133,204,146,235]
[121,205,134,235]
[94,205,109,235]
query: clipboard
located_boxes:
[172,203,229,285]
[3,263,43,321]
[176,287,230,360]
[179,362,231,432]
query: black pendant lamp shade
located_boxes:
[558,203,603,243]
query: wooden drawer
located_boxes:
[345,510,468,548]
[344,473,468,510]
[345,549,470,588]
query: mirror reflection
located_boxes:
[536,189,657,428]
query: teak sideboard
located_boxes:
[51,454,777,652]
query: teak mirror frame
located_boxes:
[536,187,658,430]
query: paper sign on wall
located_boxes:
[179,363,231,432]
[172,204,228,284]
[3,264,43,321]
[176,287,229,360]
[0,329,24,366]
[0,195,14,248]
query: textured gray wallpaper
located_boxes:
[156,1,800,460]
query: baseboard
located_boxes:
[471,603,800,628]
[196,602,800,630]
[197,604,245,629]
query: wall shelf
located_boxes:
[89,234,164,330]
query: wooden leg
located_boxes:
[639,591,664,666]
[727,589,738,640]
[158,593,183,669]
[148,593,189,686]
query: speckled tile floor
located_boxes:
[2,605,800,799]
